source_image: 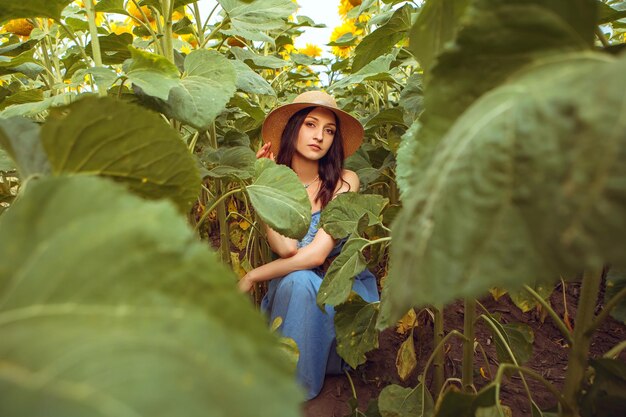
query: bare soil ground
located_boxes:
[304,280,626,417]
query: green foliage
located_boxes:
[218,0,298,44]
[166,49,237,130]
[0,0,73,20]
[318,235,369,306]
[334,293,379,369]
[580,358,626,417]
[320,192,388,239]
[379,52,626,326]
[377,383,433,417]
[125,46,180,101]
[484,314,535,365]
[246,158,311,239]
[203,146,256,180]
[434,385,499,417]
[353,4,413,72]
[41,96,201,211]
[0,116,50,177]
[397,0,597,195]
[0,175,303,417]
[409,0,469,76]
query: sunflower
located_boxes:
[127,1,155,24]
[109,21,133,35]
[2,19,34,37]
[279,42,295,59]
[330,19,362,58]
[74,0,105,25]
[298,43,322,58]
[338,0,354,18]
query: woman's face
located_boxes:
[295,107,337,161]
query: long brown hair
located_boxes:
[275,106,348,208]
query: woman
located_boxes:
[237,91,379,400]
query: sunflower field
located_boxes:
[1,1,626,417]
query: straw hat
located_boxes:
[261,90,364,158]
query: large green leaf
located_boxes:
[202,145,256,180]
[71,67,118,92]
[245,158,311,239]
[124,47,180,101]
[0,49,44,79]
[0,147,14,171]
[597,0,626,24]
[0,0,73,20]
[483,314,534,365]
[0,116,50,178]
[334,293,379,369]
[0,88,43,110]
[230,47,287,69]
[0,92,74,118]
[320,192,388,239]
[397,0,597,195]
[232,59,276,96]
[94,0,125,13]
[509,282,553,313]
[379,52,626,326]
[377,383,433,417]
[434,385,499,417]
[330,53,397,91]
[0,175,303,417]
[218,0,297,32]
[409,0,470,76]
[352,4,413,72]
[165,50,236,130]
[318,235,369,306]
[41,96,200,211]
[87,33,133,66]
[399,73,423,121]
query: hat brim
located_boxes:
[261,102,364,158]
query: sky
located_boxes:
[292,0,342,57]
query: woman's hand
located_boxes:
[256,142,275,161]
[238,272,255,293]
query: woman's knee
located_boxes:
[276,270,319,301]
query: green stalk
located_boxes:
[462,298,476,392]
[194,187,243,232]
[160,0,175,63]
[494,364,570,414]
[84,0,105,96]
[192,2,205,46]
[388,176,399,205]
[432,304,445,398]
[604,340,626,359]
[420,330,468,409]
[216,180,231,266]
[524,284,573,344]
[38,41,57,94]
[587,285,626,336]
[595,27,610,48]
[562,269,603,417]
[480,314,534,410]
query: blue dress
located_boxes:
[260,211,380,400]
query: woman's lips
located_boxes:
[309,144,321,151]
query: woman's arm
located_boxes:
[238,228,336,292]
[265,225,298,258]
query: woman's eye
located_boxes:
[326,129,335,135]
[306,122,315,127]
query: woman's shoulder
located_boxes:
[335,169,359,194]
